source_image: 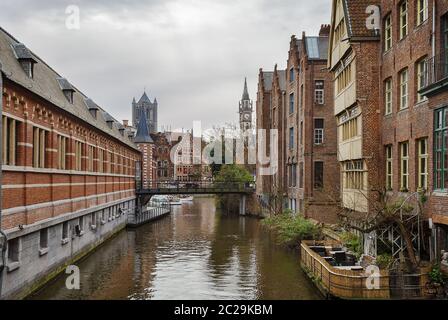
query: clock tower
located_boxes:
[239,78,253,131]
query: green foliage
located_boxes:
[340,232,362,259]
[385,198,414,214]
[262,211,321,246]
[429,265,446,285]
[375,253,394,270]
[214,165,253,183]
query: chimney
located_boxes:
[319,24,331,37]
[123,120,129,127]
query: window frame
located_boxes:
[399,68,409,110]
[417,0,428,26]
[384,14,392,51]
[399,0,409,40]
[385,78,393,115]
[434,107,448,190]
[417,138,428,190]
[386,145,393,190]
[400,141,409,191]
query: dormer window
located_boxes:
[103,113,115,129]
[56,78,75,104]
[11,43,37,79]
[84,98,99,119]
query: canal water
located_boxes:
[30,197,321,300]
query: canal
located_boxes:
[30,197,321,300]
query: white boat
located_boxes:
[150,195,169,205]
[168,196,182,205]
[180,196,194,202]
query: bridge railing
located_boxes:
[138,180,256,193]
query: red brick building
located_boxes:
[0,27,141,298]
[286,27,340,223]
[255,70,274,206]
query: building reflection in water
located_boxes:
[30,197,320,300]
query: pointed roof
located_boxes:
[132,97,136,103]
[134,110,154,143]
[138,91,151,104]
[242,77,250,100]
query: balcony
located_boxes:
[420,52,448,97]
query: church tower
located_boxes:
[132,91,158,133]
[239,78,253,131]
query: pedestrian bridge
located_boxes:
[136,180,255,215]
[137,180,255,196]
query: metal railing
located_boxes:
[137,180,256,194]
[422,52,448,88]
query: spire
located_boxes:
[138,91,151,104]
[134,110,154,143]
[242,77,250,100]
[132,97,136,104]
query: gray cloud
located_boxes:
[0,0,331,130]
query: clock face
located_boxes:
[243,113,250,120]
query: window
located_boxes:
[90,212,97,228]
[75,141,83,171]
[385,78,393,115]
[336,62,352,94]
[33,127,48,168]
[384,14,392,51]
[314,161,324,189]
[291,164,297,187]
[399,68,409,110]
[289,127,294,149]
[57,135,67,170]
[417,0,428,26]
[314,119,324,145]
[340,117,359,141]
[417,59,427,102]
[434,108,448,190]
[418,138,428,190]
[299,162,304,188]
[2,116,18,165]
[334,18,346,44]
[98,148,104,173]
[39,228,48,249]
[62,221,69,241]
[386,145,393,190]
[289,93,294,114]
[399,1,408,40]
[289,68,294,82]
[87,145,94,172]
[344,160,364,190]
[315,81,324,104]
[7,238,20,263]
[400,142,409,191]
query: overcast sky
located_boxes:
[0,0,331,131]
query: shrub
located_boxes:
[429,265,446,285]
[340,232,362,259]
[262,212,321,246]
[375,253,394,270]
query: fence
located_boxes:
[127,204,171,227]
[300,241,430,299]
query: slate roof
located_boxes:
[138,91,152,104]
[0,27,138,150]
[262,72,274,91]
[134,110,154,143]
[277,70,286,91]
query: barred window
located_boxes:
[57,135,68,170]
[344,160,364,190]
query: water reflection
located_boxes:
[30,197,320,300]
